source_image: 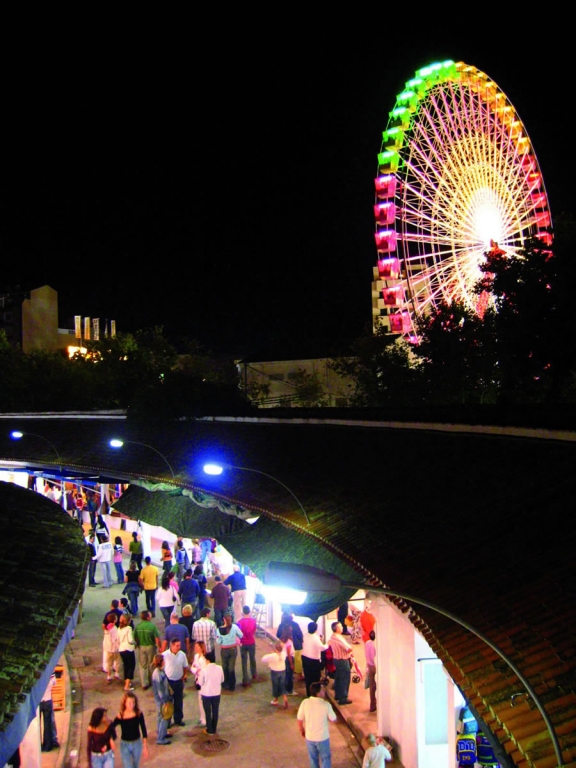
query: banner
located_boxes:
[84,317,90,340]
[74,316,82,339]
[93,318,100,341]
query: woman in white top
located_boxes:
[262,640,288,708]
[117,614,136,691]
[103,612,120,683]
[190,641,209,726]
[157,574,179,629]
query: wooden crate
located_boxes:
[52,664,65,711]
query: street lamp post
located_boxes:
[10,430,62,471]
[108,439,176,480]
[203,463,310,524]
[264,562,564,768]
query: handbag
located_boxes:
[161,701,174,721]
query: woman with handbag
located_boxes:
[157,575,179,629]
[190,641,208,726]
[87,707,116,768]
[112,691,148,768]
[151,654,173,746]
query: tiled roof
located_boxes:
[0,480,88,733]
[1,415,575,767]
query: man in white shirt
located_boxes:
[162,639,189,726]
[297,682,337,768]
[95,536,113,588]
[199,657,225,734]
[302,621,329,697]
[362,733,392,767]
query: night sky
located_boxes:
[1,30,571,358]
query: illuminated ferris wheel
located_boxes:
[372,60,552,338]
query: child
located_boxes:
[262,640,288,708]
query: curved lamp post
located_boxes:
[10,430,62,470]
[109,439,175,480]
[203,462,310,524]
[264,561,564,768]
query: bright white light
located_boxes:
[109,439,124,448]
[203,463,224,476]
[473,196,503,248]
[261,584,307,606]
[10,431,23,440]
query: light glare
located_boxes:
[261,584,307,606]
[203,463,224,476]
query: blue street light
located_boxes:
[10,430,62,468]
[109,439,175,480]
[202,462,310,524]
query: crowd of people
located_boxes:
[83,526,392,768]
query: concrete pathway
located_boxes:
[52,549,375,767]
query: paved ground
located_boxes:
[48,550,381,767]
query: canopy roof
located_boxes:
[1,414,575,768]
[0,480,87,763]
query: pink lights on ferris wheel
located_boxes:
[374,230,398,253]
[378,258,400,279]
[374,203,396,226]
[374,175,397,199]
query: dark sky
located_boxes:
[1,30,571,357]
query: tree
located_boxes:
[415,300,499,404]
[476,228,576,403]
[330,327,423,406]
[290,369,330,407]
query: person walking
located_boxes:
[362,733,393,767]
[302,622,328,698]
[297,682,337,768]
[95,536,113,589]
[103,612,121,684]
[193,565,208,615]
[237,605,257,686]
[133,611,161,690]
[175,540,190,583]
[161,540,173,576]
[162,638,189,727]
[199,655,224,735]
[95,513,110,544]
[113,536,124,584]
[277,610,305,680]
[129,531,143,571]
[39,673,60,752]
[162,610,190,656]
[157,574,179,629]
[151,654,173,746]
[328,621,353,705]
[215,613,243,691]
[112,691,148,768]
[210,575,230,627]
[190,641,209,726]
[279,626,295,695]
[224,564,247,622]
[365,629,377,712]
[87,707,116,768]
[140,556,159,617]
[262,640,288,709]
[88,533,98,587]
[192,607,218,662]
[118,615,136,692]
[123,561,143,616]
[179,569,200,616]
